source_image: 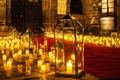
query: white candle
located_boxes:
[25,50,29,56]
[13,53,17,61]
[39,49,43,55]
[37,60,42,68]
[49,52,53,63]
[41,65,46,73]
[1,50,4,54]
[56,59,61,68]
[5,61,12,77]
[2,54,7,61]
[66,61,72,73]
[18,50,22,55]
[71,54,75,61]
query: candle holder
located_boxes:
[54,14,85,78]
[5,61,13,77]
[17,64,23,74]
[25,65,31,75]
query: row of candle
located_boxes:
[0,32,82,77]
[45,32,120,48]
[0,35,37,52]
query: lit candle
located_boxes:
[56,59,61,69]
[37,60,42,68]
[71,54,75,61]
[3,62,7,71]
[17,64,23,74]
[1,50,4,54]
[25,60,30,66]
[49,52,53,63]
[13,53,17,61]
[66,60,72,73]
[45,63,50,72]
[18,50,22,55]
[9,58,13,64]
[39,49,43,55]
[25,43,29,48]
[2,54,7,61]
[5,61,12,77]
[25,50,29,56]
[41,64,46,73]
[25,65,31,75]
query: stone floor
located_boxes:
[46,73,100,80]
[0,70,100,80]
[0,60,100,80]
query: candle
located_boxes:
[49,52,53,63]
[66,61,72,73]
[28,54,34,64]
[33,53,37,59]
[1,50,4,54]
[25,66,31,75]
[56,59,61,69]
[13,53,17,61]
[18,50,22,55]
[25,50,29,56]
[3,62,7,71]
[17,64,23,74]
[39,49,43,55]
[5,61,12,77]
[25,43,29,47]
[71,54,75,61]
[41,64,46,73]
[2,54,7,61]
[6,50,9,56]
[25,60,30,66]
[9,58,13,64]
[45,63,50,72]
[37,60,42,68]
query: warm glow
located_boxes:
[71,54,75,61]
[25,50,29,56]
[2,54,7,61]
[37,60,42,68]
[102,0,114,13]
[39,49,43,55]
[41,65,46,73]
[100,17,114,30]
[18,50,22,55]
[66,60,72,73]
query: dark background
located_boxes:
[11,0,42,33]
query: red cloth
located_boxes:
[84,44,120,79]
[47,37,55,51]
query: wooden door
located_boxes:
[11,0,42,33]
